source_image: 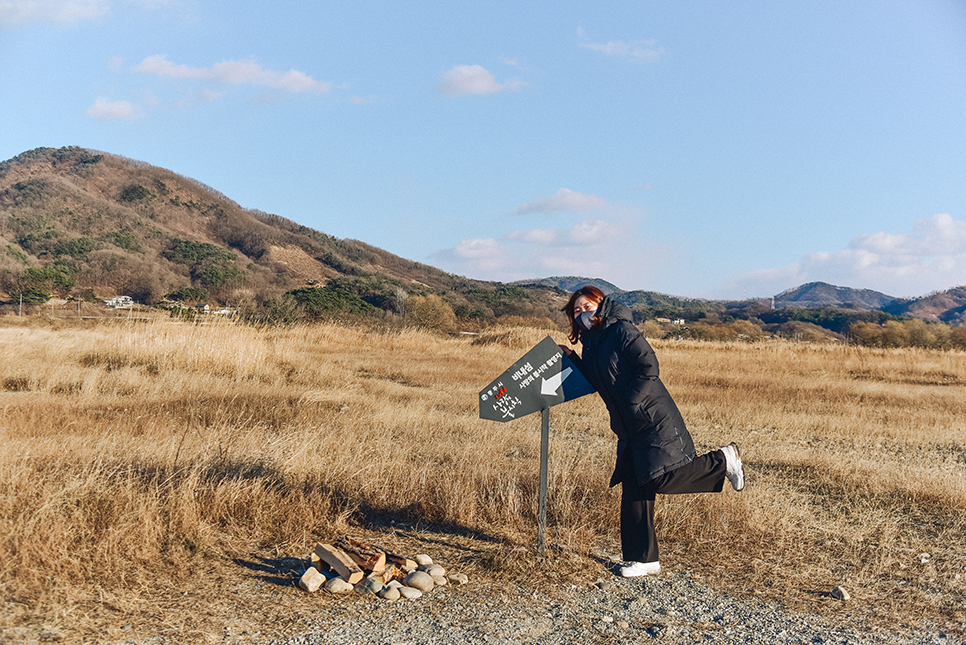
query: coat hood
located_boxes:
[594,296,634,328]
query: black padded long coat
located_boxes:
[569,297,696,487]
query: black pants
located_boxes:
[620,450,727,563]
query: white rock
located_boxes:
[403,571,435,592]
[355,578,383,595]
[298,567,326,593]
[387,580,404,589]
[431,575,447,587]
[323,577,354,594]
[377,585,401,601]
[446,573,469,585]
[419,563,446,577]
[831,586,850,601]
[398,586,423,599]
[415,554,434,566]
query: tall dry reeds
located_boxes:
[1,319,964,633]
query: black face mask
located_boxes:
[576,310,597,332]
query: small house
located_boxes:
[104,296,134,309]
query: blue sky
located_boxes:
[2,0,965,300]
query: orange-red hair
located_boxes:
[562,286,606,343]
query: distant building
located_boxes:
[195,303,210,313]
[104,296,133,308]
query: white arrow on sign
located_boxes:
[540,367,573,396]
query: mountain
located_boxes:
[512,276,623,295]
[773,282,966,325]
[883,286,966,326]
[0,146,567,325]
[773,282,899,310]
[521,276,966,327]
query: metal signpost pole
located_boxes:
[537,407,550,554]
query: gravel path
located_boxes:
[255,573,960,645]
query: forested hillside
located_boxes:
[0,147,567,327]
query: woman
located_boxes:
[560,286,745,577]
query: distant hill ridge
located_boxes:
[520,277,966,325]
[512,276,623,295]
[2,146,965,327]
[773,281,898,309]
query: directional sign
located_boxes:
[479,336,595,422]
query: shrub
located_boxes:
[730,319,765,342]
[642,320,665,339]
[677,322,738,342]
[54,236,96,258]
[406,294,456,332]
[849,321,883,347]
[776,321,841,343]
[164,239,242,289]
[15,284,51,304]
[286,286,377,317]
[120,184,152,202]
[167,287,210,303]
[106,231,139,252]
[951,326,966,351]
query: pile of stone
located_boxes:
[298,536,468,600]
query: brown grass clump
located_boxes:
[1,320,964,640]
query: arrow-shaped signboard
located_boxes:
[479,336,595,422]
[478,335,596,553]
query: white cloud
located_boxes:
[568,219,621,245]
[133,55,331,93]
[517,188,607,215]
[0,0,173,28]
[200,89,222,102]
[438,64,526,97]
[713,213,966,299]
[850,213,966,256]
[430,218,655,286]
[84,96,141,120]
[438,238,509,275]
[507,228,557,244]
[0,0,109,27]
[579,37,665,63]
[452,238,503,259]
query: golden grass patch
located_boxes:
[1,320,964,640]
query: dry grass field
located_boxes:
[1,316,964,642]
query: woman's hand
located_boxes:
[558,344,573,356]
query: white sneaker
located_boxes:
[721,442,745,491]
[619,561,661,577]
